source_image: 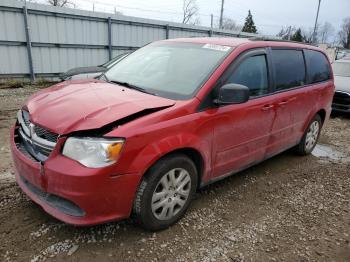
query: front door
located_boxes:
[210,49,276,178]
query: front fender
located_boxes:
[128,132,212,184]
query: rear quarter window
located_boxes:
[271,49,306,91]
[305,50,331,83]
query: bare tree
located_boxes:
[189,17,201,26]
[47,0,73,7]
[301,27,314,43]
[182,0,198,24]
[338,17,350,48]
[277,26,297,40]
[318,22,335,43]
[22,0,38,3]
[219,17,241,31]
[277,24,333,44]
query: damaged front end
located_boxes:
[15,110,58,162]
[14,105,173,164]
[11,106,160,225]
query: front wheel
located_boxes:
[133,154,198,231]
[295,114,322,155]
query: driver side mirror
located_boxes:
[214,83,250,105]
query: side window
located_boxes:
[226,55,269,97]
[271,49,306,91]
[305,50,331,83]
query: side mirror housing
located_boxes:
[214,83,250,105]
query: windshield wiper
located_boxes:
[99,73,109,81]
[109,80,157,96]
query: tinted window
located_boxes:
[271,50,305,91]
[305,50,331,83]
[226,55,269,97]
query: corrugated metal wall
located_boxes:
[0,0,258,79]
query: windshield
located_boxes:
[105,42,232,100]
[333,62,350,77]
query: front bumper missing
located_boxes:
[19,175,85,217]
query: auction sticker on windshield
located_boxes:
[202,43,231,52]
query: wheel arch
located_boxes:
[302,108,327,133]
[142,147,205,189]
[316,108,326,124]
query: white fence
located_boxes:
[0,0,259,80]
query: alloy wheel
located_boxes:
[305,120,320,151]
[151,168,191,220]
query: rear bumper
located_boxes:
[11,126,142,226]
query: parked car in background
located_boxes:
[59,52,130,81]
[336,50,350,60]
[332,59,350,113]
[11,38,334,231]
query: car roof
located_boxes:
[161,37,318,50]
[164,37,251,47]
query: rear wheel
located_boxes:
[295,114,322,155]
[133,154,197,231]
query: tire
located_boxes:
[133,154,198,231]
[295,114,322,155]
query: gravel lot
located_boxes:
[0,84,349,262]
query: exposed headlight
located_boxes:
[62,137,124,168]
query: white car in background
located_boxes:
[332,59,350,114]
[59,52,130,81]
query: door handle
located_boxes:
[278,100,288,107]
[278,97,297,107]
[261,104,274,111]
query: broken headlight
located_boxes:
[62,137,124,168]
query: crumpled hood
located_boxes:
[26,80,175,134]
[334,75,350,94]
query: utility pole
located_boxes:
[211,14,213,28]
[219,0,224,29]
[312,0,321,43]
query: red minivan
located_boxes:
[11,37,334,231]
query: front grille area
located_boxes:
[15,137,38,162]
[34,125,59,143]
[20,175,85,217]
[22,110,31,126]
[15,110,58,162]
[333,91,350,103]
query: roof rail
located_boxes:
[250,36,316,46]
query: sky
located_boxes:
[35,0,350,36]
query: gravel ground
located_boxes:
[0,84,349,262]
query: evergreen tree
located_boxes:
[291,28,303,42]
[242,10,257,33]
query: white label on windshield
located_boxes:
[202,43,230,52]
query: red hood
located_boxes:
[25,80,175,134]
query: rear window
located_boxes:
[305,50,331,83]
[271,49,306,91]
